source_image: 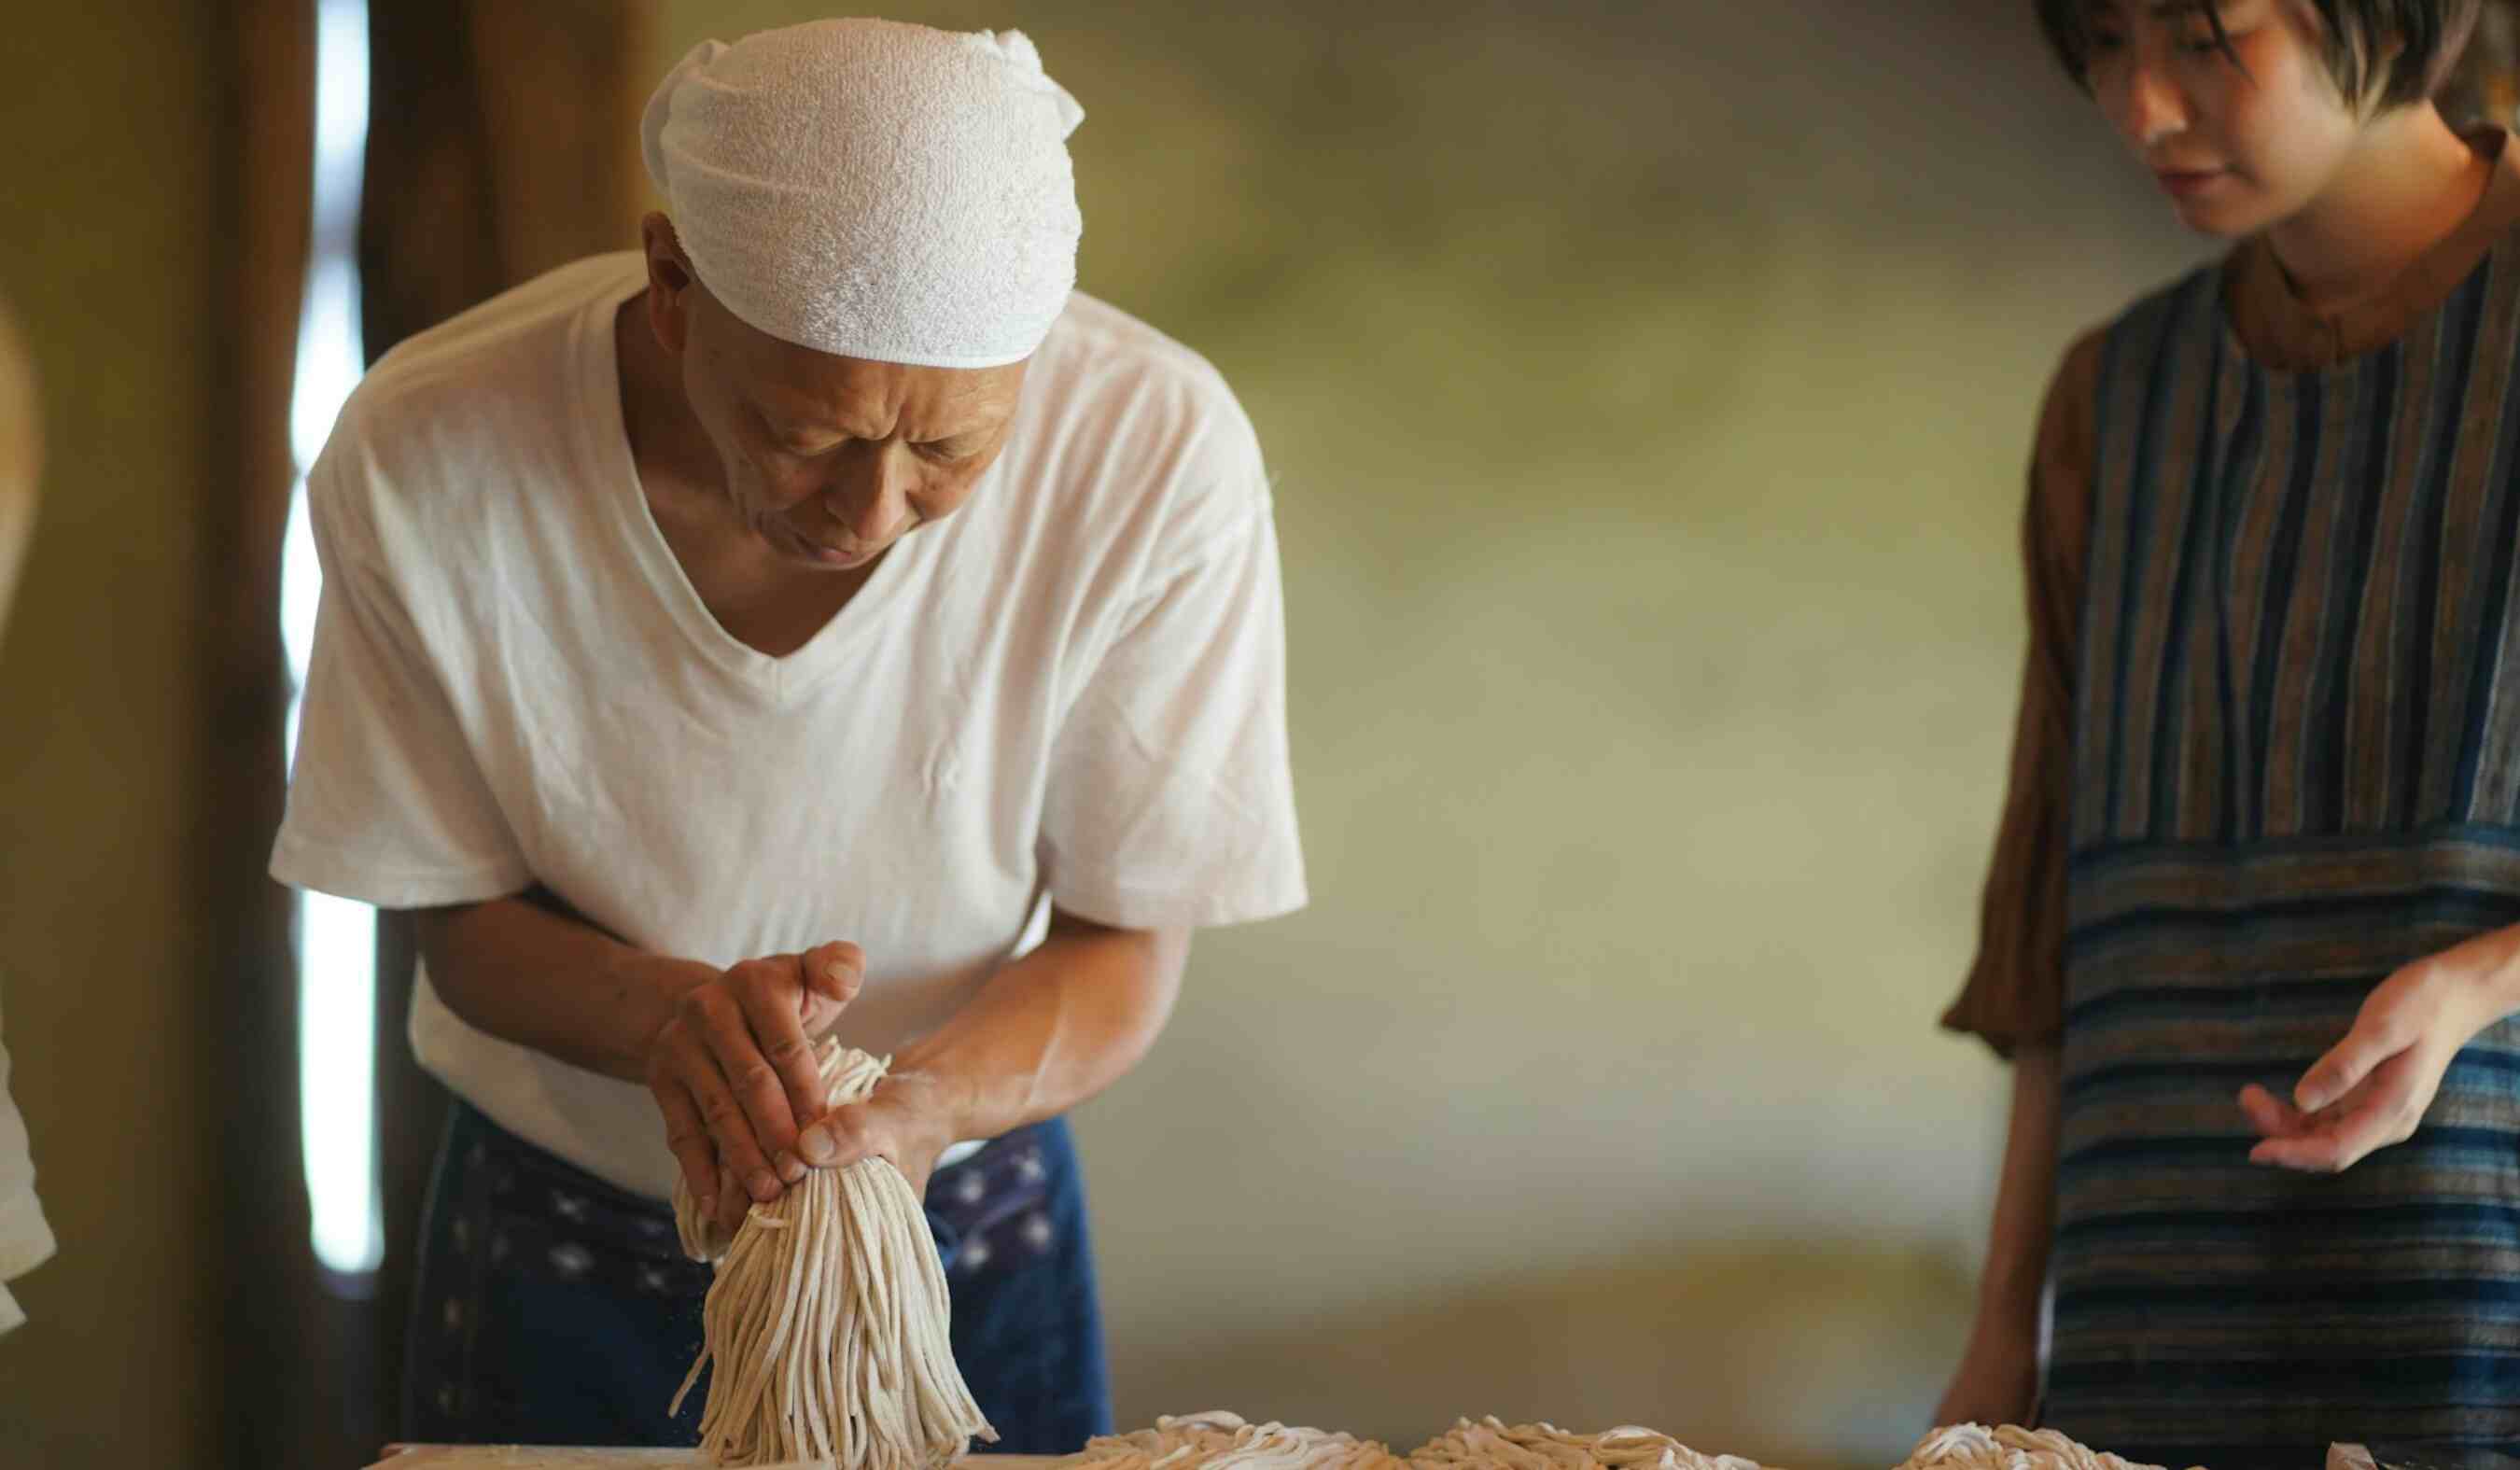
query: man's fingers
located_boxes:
[689,977,803,1182]
[732,959,824,1178]
[797,1099,880,1170]
[803,941,865,1006]
[715,1171,754,1242]
[651,1072,721,1209]
[667,1008,783,1206]
[798,991,849,1039]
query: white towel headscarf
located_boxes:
[641,18,1085,369]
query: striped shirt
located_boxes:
[1945,130,2520,1464]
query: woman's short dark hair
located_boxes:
[2037,0,2485,110]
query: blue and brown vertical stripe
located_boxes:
[2046,231,2520,1468]
[2046,232,2520,1470]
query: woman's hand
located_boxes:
[2241,931,2519,1173]
[644,940,864,1242]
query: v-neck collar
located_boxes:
[570,263,947,701]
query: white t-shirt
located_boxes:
[270,254,1307,1199]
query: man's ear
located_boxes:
[640,212,697,357]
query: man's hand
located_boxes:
[796,1068,970,1199]
[2241,935,2513,1173]
[644,939,864,1242]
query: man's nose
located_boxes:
[820,450,911,544]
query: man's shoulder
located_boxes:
[1032,294,1254,440]
[1022,294,1267,521]
[322,253,637,490]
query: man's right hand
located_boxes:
[642,939,864,1243]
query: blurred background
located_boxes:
[6,1,2510,1465]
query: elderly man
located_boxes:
[272,20,1304,1451]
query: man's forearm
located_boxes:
[418,894,1187,1145]
[1975,1040,2062,1331]
[412,887,716,1085]
[894,909,1190,1143]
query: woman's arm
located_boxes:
[1937,1041,2060,1427]
[2244,921,2520,1172]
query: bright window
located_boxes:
[281,0,380,1282]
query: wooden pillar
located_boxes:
[360,0,653,351]
[357,0,653,1445]
[212,0,356,1465]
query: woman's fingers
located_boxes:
[2250,1118,2386,1172]
[2247,1081,2373,1171]
[2247,1048,2434,1173]
[2237,1083,2302,1138]
[2295,1001,2416,1113]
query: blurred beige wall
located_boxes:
[0,0,228,1463]
[648,4,2208,1463]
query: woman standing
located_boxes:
[1939,2,2520,1462]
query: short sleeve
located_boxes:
[268,445,534,909]
[1037,447,1307,931]
[1939,329,2102,1058]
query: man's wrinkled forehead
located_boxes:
[724,330,1026,444]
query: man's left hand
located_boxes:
[795,1068,969,1198]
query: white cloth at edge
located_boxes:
[642,18,1084,369]
[0,992,60,1336]
[268,252,1307,1200]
